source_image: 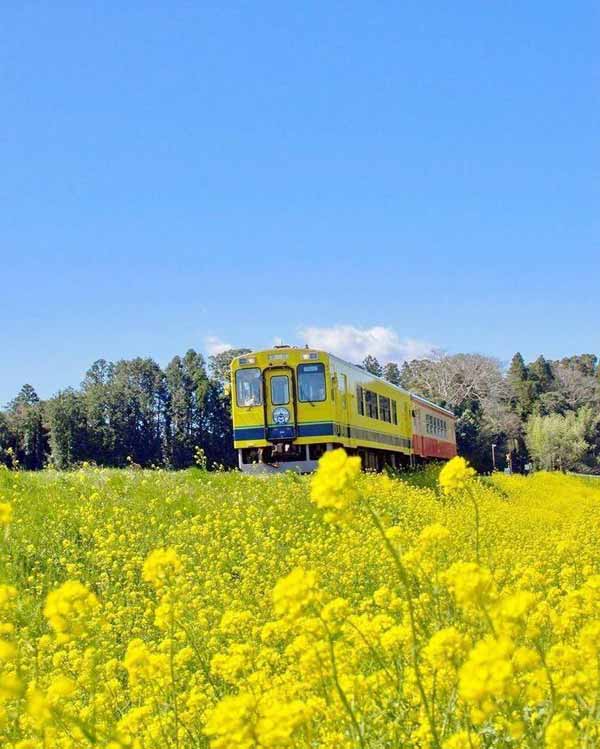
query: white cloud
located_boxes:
[297,324,437,364]
[204,335,233,356]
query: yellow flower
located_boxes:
[256,699,311,747]
[310,448,361,521]
[0,502,12,525]
[545,715,578,749]
[43,580,100,642]
[0,639,16,661]
[459,637,517,722]
[0,671,22,700]
[423,626,470,670]
[443,731,482,749]
[443,562,496,608]
[438,456,476,494]
[417,522,451,547]
[272,567,317,620]
[204,692,258,749]
[26,687,52,729]
[142,547,182,589]
[47,675,76,702]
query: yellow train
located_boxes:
[231,346,457,473]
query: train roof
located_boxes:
[235,346,456,419]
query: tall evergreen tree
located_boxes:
[200,380,236,468]
[164,350,210,468]
[81,360,116,464]
[46,389,90,469]
[529,355,554,393]
[107,358,168,466]
[7,385,47,469]
[507,353,536,417]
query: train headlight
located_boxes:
[272,407,290,424]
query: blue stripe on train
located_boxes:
[297,422,335,437]
[234,427,266,441]
[234,422,335,441]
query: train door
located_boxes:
[264,368,297,441]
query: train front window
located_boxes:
[236,368,262,407]
[270,375,289,405]
[298,363,326,402]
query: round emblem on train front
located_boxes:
[272,407,290,424]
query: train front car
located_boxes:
[231,347,333,473]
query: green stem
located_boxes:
[466,487,480,564]
[321,618,368,749]
[366,504,442,749]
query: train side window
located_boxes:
[236,368,263,407]
[365,390,378,419]
[392,401,398,425]
[298,363,326,402]
[379,395,391,422]
[357,386,365,415]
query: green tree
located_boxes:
[528,355,554,394]
[362,355,383,377]
[81,360,116,464]
[559,354,597,377]
[46,389,90,469]
[0,412,17,467]
[209,348,251,385]
[525,408,593,471]
[7,385,47,469]
[164,350,210,468]
[107,358,168,466]
[507,353,536,417]
[200,381,236,467]
[383,362,401,386]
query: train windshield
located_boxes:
[270,375,290,405]
[298,363,326,402]
[236,368,262,406]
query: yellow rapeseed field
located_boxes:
[0,453,599,748]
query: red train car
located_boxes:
[411,394,457,461]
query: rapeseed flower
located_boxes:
[43,580,100,643]
[272,567,317,620]
[310,448,361,521]
[438,456,476,494]
[0,462,598,746]
[142,547,182,589]
[0,502,12,525]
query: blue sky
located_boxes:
[1,3,598,404]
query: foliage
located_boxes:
[0,458,600,746]
[0,350,237,471]
[2,345,599,473]
[362,355,383,377]
[208,348,251,384]
[525,408,595,471]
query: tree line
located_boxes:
[0,348,250,470]
[362,351,600,473]
[2,347,598,473]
